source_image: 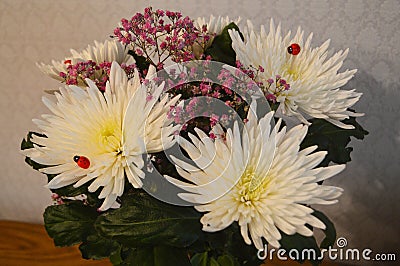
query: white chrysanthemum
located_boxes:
[23,62,180,210]
[229,20,363,129]
[167,106,344,249]
[37,40,135,82]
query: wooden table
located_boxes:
[0,220,110,266]
[0,220,343,266]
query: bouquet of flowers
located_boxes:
[21,7,368,266]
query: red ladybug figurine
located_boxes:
[287,43,301,55]
[73,155,90,169]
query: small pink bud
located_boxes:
[51,193,59,200]
[266,93,277,103]
[56,198,64,205]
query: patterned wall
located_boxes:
[1,0,399,261]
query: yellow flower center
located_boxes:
[237,167,271,205]
[95,119,123,153]
[286,69,299,80]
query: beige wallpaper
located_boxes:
[1,0,399,259]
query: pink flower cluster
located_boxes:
[114,7,210,68]
[59,60,138,92]
[235,60,290,103]
[51,193,64,205]
[164,62,260,136]
[264,75,290,103]
[163,60,292,138]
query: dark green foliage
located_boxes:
[301,117,368,166]
[279,232,322,266]
[44,201,98,247]
[95,190,202,248]
[204,23,243,66]
[128,50,151,72]
[216,254,241,266]
[79,231,121,260]
[312,210,336,249]
[190,251,246,266]
[187,223,262,266]
[190,252,219,266]
[121,246,191,266]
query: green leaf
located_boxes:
[122,246,191,266]
[223,224,262,265]
[217,254,240,266]
[190,252,240,266]
[95,190,202,248]
[79,230,121,260]
[279,232,321,266]
[300,117,368,166]
[44,201,98,247]
[209,257,220,266]
[205,23,243,66]
[109,245,123,265]
[190,252,208,266]
[312,210,336,249]
[188,224,259,265]
[190,252,221,266]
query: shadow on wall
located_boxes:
[319,70,400,263]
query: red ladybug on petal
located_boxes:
[287,43,301,55]
[73,155,90,169]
